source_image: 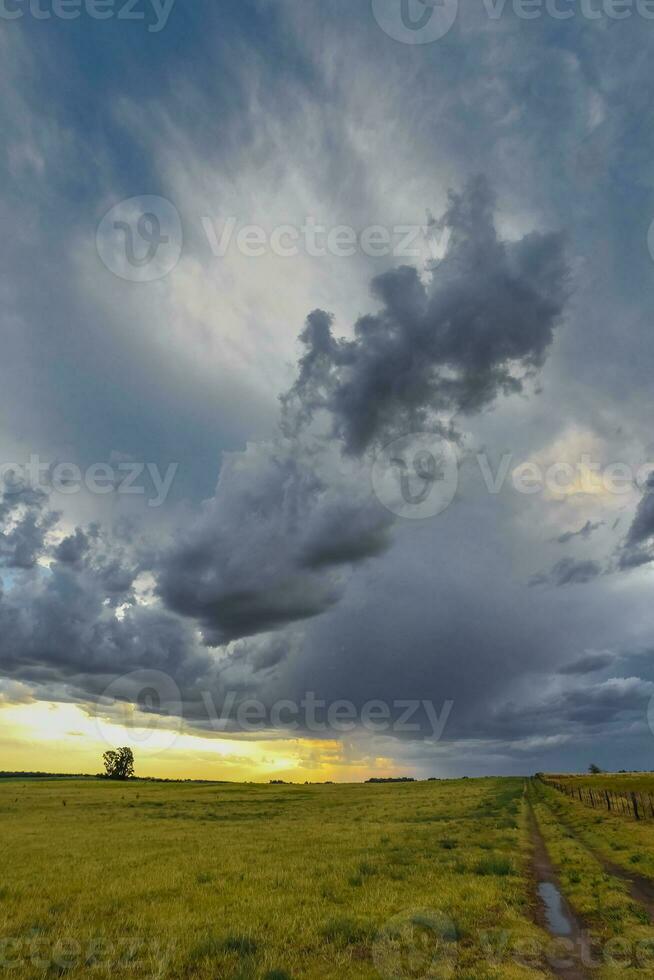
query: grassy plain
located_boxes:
[533,778,654,888]
[529,780,654,976]
[545,774,654,796]
[0,776,551,979]
[5,775,654,978]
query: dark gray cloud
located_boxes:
[154,443,390,644]
[554,520,604,545]
[54,528,90,565]
[488,676,653,739]
[283,177,569,455]
[530,557,603,588]
[0,177,574,744]
[618,548,654,571]
[626,472,654,546]
[157,179,569,645]
[0,481,60,571]
[618,471,654,570]
[0,558,208,694]
[558,651,615,676]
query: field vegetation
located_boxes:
[4,774,654,978]
[1,776,549,979]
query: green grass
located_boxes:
[0,777,553,978]
[9,776,654,976]
[529,779,654,977]
[535,778,654,884]
[545,773,654,796]
[473,855,514,877]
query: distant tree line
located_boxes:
[0,771,92,779]
[366,777,415,783]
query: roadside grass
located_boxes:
[536,780,654,882]
[529,780,654,977]
[547,774,654,797]
[0,777,552,978]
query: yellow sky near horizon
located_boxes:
[0,700,399,783]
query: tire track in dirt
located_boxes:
[539,795,654,923]
[527,802,589,980]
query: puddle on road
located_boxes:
[538,880,573,936]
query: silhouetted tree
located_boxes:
[588,763,602,774]
[103,747,134,780]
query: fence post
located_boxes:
[605,791,611,812]
[632,792,640,821]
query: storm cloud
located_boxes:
[618,472,654,570]
[283,177,569,455]
[157,178,569,645]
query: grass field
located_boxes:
[533,777,654,886]
[3,775,654,978]
[544,774,654,796]
[529,780,654,974]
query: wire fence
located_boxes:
[540,776,654,821]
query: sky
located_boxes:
[2,0,654,782]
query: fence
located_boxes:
[540,777,654,821]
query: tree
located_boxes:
[103,747,134,780]
[588,763,602,774]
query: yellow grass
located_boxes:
[0,776,549,979]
